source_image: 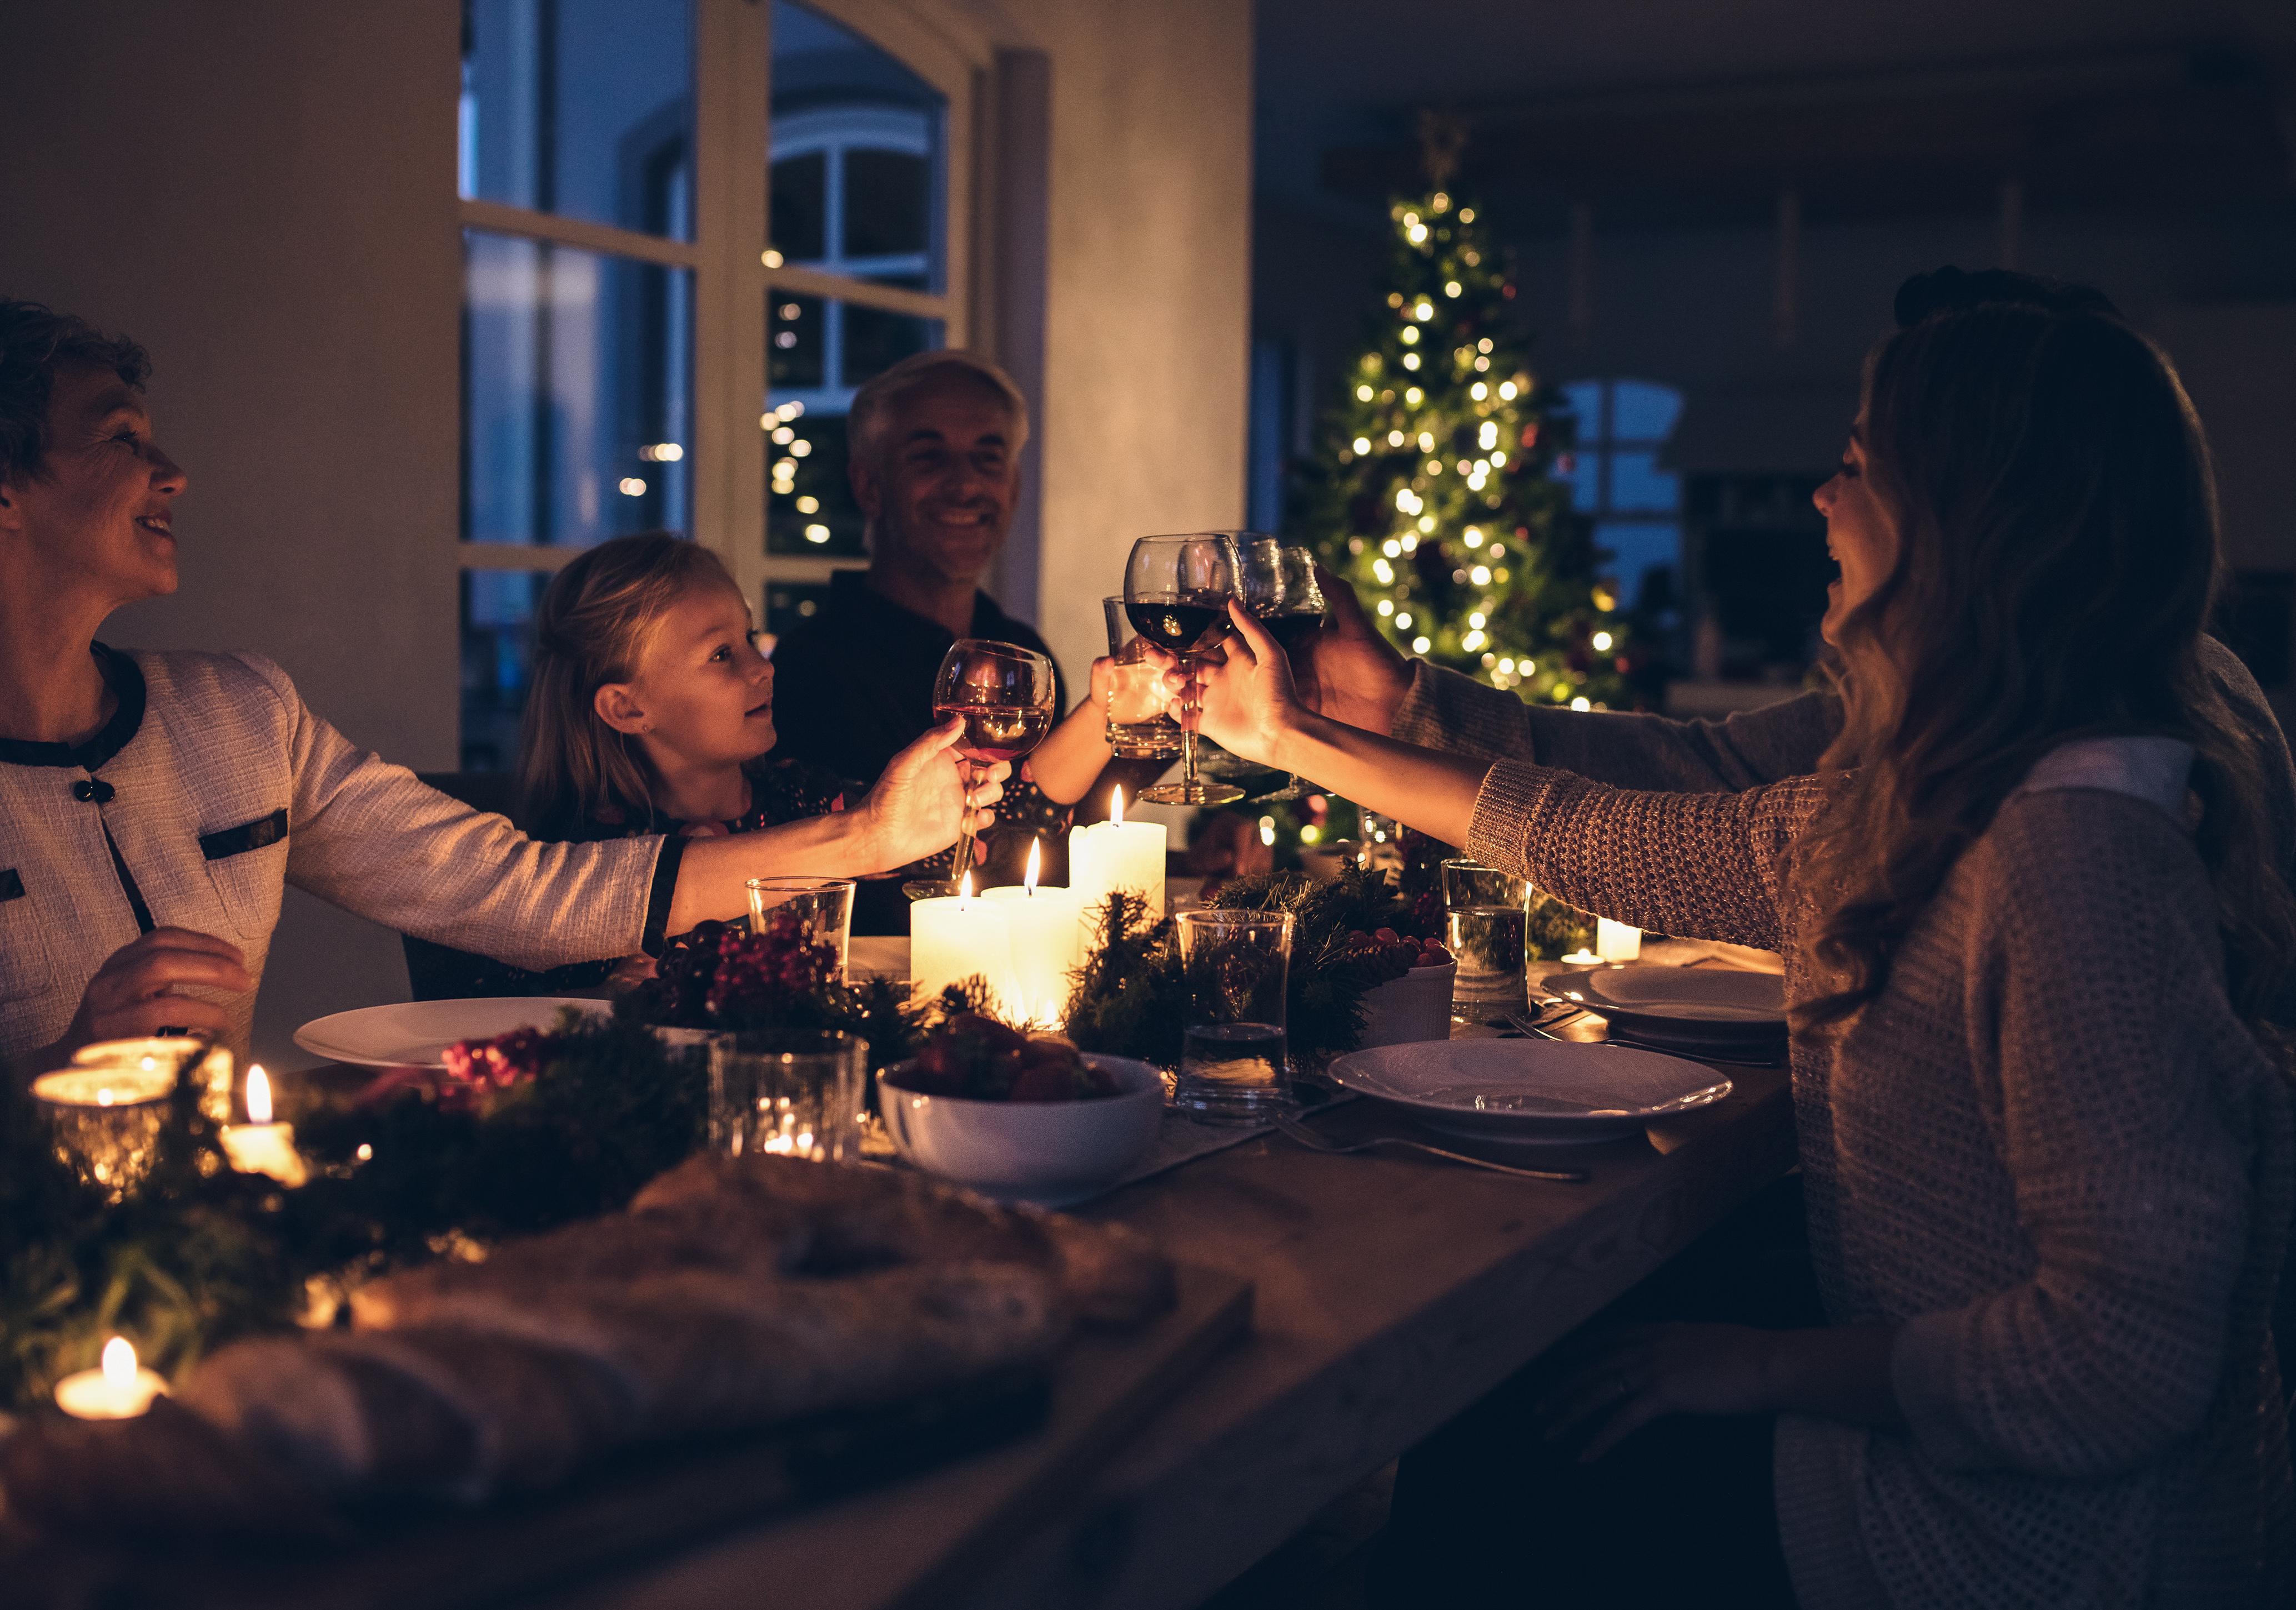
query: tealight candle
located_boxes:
[1596,918,1642,963]
[1560,949,1603,967]
[33,1058,181,1201]
[219,1066,307,1187]
[910,871,1017,1016]
[1068,785,1167,934]
[54,1336,167,1420]
[983,842,1086,1030]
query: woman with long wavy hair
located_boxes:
[1182,293,2295,1604]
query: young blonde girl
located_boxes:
[518,533,1115,908]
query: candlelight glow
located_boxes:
[245,1065,272,1125]
[959,868,975,901]
[1111,786,1126,827]
[102,1336,136,1387]
[1025,839,1042,894]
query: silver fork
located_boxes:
[1270,1111,1588,1183]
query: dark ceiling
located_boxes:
[1255,0,2296,227]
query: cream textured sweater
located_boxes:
[1465,744,2294,1608]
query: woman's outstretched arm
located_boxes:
[1186,602,1815,949]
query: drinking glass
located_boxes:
[1442,858,1533,1022]
[707,1032,866,1162]
[744,877,857,976]
[903,638,1058,899]
[1234,534,1326,801]
[1125,533,1244,806]
[1101,596,1183,759]
[1175,908,1295,1124]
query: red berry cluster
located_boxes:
[433,1025,559,1110]
[701,910,842,1025]
[1339,926,1452,985]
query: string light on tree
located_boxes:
[1287,117,1628,716]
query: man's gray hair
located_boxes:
[846,349,1029,466]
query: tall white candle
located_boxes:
[983,842,1086,1030]
[910,872,1017,1016]
[1069,786,1167,937]
[1596,918,1642,963]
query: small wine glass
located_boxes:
[1126,533,1244,806]
[901,639,1057,901]
[1235,535,1325,802]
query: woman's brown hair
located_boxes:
[1795,301,2296,1034]
[517,533,744,838]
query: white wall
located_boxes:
[0,0,1254,1064]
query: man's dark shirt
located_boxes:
[768,569,1069,784]
[767,570,1072,931]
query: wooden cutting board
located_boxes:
[5,1262,1252,1610]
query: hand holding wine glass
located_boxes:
[1125,532,1245,806]
[1234,536,1326,799]
[1181,599,1309,772]
[903,639,1057,899]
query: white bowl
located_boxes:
[1358,959,1457,1048]
[878,1054,1166,1206]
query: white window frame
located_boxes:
[454,0,987,631]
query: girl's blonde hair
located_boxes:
[517,533,744,837]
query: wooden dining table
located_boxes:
[536,941,1799,1610]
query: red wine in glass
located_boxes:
[934,703,1053,765]
[1262,609,1326,653]
[1126,593,1233,654]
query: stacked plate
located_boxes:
[1538,963,1787,1061]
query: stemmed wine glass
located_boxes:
[1126,533,1245,806]
[901,639,1057,900]
[1234,534,1327,802]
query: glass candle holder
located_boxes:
[33,1041,200,1201]
[707,1032,866,1162]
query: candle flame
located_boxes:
[246,1065,273,1124]
[1025,838,1041,894]
[957,868,974,902]
[102,1336,136,1387]
[1110,786,1126,827]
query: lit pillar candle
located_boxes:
[55,1336,167,1419]
[1068,785,1167,936]
[219,1066,307,1187]
[983,841,1086,1030]
[1596,918,1642,963]
[910,871,1017,1016]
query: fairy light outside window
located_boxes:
[453,0,974,767]
[1557,379,1683,612]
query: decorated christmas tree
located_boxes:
[1289,138,1630,713]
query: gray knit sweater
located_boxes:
[1463,745,2294,1607]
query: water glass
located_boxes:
[1442,858,1533,1022]
[745,877,856,976]
[707,1032,866,1162]
[1175,909,1295,1124]
[1101,596,1183,759]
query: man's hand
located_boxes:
[1537,1323,1784,1461]
[1290,566,1411,735]
[858,715,1010,869]
[55,928,252,1056]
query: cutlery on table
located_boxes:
[1269,1112,1588,1183]
[1505,1013,1784,1068]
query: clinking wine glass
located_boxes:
[902,639,1057,901]
[1126,533,1244,806]
[1233,534,1327,802]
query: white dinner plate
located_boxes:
[1326,1038,1732,1144]
[1538,963,1787,1043]
[293,997,609,1069]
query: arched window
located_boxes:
[453,0,973,769]
[1558,378,1683,612]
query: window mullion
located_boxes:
[693,0,770,612]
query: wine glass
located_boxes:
[1235,535,1325,802]
[1126,533,1245,806]
[901,639,1057,900]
